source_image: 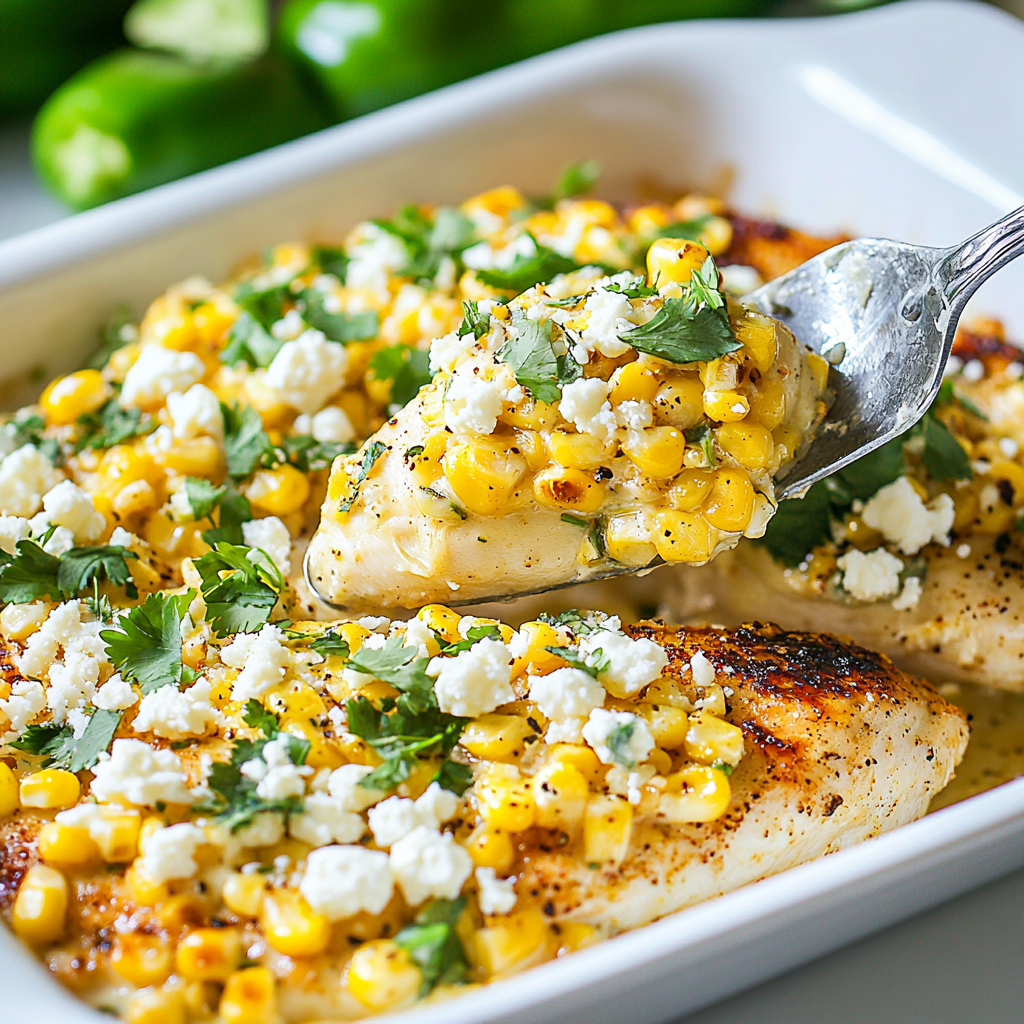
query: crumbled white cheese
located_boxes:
[719,264,763,296]
[132,677,222,739]
[837,547,904,602]
[167,383,224,440]
[415,781,460,826]
[0,445,64,517]
[615,399,653,431]
[475,866,517,915]
[544,718,586,744]
[46,649,101,722]
[429,329,480,375]
[243,516,292,576]
[36,522,75,557]
[271,308,305,341]
[299,845,394,920]
[120,345,205,408]
[0,679,46,741]
[389,825,474,906]
[264,330,348,415]
[0,515,31,555]
[582,708,655,768]
[428,638,515,717]
[222,624,292,701]
[558,378,617,443]
[999,436,1019,458]
[861,476,955,555]
[234,811,285,849]
[368,783,460,848]
[40,481,105,543]
[138,823,207,883]
[579,288,634,359]
[0,600,47,639]
[444,371,505,437]
[90,739,194,807]
[328,763,387,812]
[289,793,365,847]
[18,600,104,680]
[56,802,140,851]
[345,225,409,293]
[892,575,924,611]
[400,616,435,658]
[689,650,716,688]
[92,674,139,712]
[252,735,313,801]
[293,405,355,444]
[528,667,604,723]
[579,629,668,696]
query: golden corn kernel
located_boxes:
[464,186,526,220]
[222,872,268,918]
[685,712,745,767]
[12,863,68,945]
[111,931,174,987]
[653,376,705,430]
[99,445,158,487]
[702,468,755,533]
[628,204,671,235]
[975,480,1017,534]
[460,714,535,763]
[583,795,633,865]
[716,422,774,472]
[125,987,187,1024]
[20,768,80,809]
[500,398,559,431]
[604,511,657,567]
[476,769,536,833]
[646,237,710,287]
[666,468,715,512]
[771,423,801,462]
[161,436,223,478]
[175,927,242,982]
[733,310,779,373]
[549,743,605,786]
[466,825,516,873]
[0,762,18,819]
[40,369,109,425]
[653,509,713,563]
[192,301,235,346]
[698,215,733,256]
[150,311,198,351]
[533,763,588,830]
[703,388,750,423]
[513,428,549,473]
[261,889,331,958]
[610,362,660,405]
[547,431,614,471]
[622,426,687,480]
[806,352,830,393]
[37,822,101,869]
[444,442,526,516]
[747,379,786,430]
[636,703,691,749]
[220,966,277,1024]
[988,459,1024,503]
[124,861,171,907]
[417,603,461,643]
[113,480,159,518]
[555,921,600,955]
[92,809,142,862]
[473,908,549,977]
[248,465,310,517]
[408,431,449,487]
[157,893,210,933]
[348,940,421,1012]
[534,465,606,513]
[648,747,673,776]
[660,765,731,822]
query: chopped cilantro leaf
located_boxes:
[75,399,151,452]
[9,709,121,771]
[194,542,283,638]
[604,274,658,299]
[684,422,716,468]
[369,345,433,410]
[0,540,62,602]
[607,720,638,768]
[235,281,288,329]
[934,378,987,420]
[298,288,379,343]
[711,759,734,776]
[375,204,477,282]
[183,478,227,521]
[242,697,280,739]
[222,402,273,478]
[438,623,501,655]
[272,434,354,474]
[200,488,252,547]
[651,214,713,242]
[457,300,491,340]
[545,644,609,679]
[220,310,283,368]
[338,440,387,514]
[311,244,348,280]
[347,634,436,716]
[3,411,64,465]
[309,630,351,659]
[57,545,138,598]
[918,415,972,481]
[541,159,601,208]
[477,236,582,293]
[497,316,561,404]
[395,897,469,994]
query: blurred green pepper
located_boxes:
[32,48,330,209]
[0,0,135,117]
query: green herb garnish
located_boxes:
[395,897,469,994]
[338,440,387,514]
[193,542,283,637]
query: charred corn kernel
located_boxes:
[418,603,461,643]
[716,422,774,471]
[222,872,267,917]
[37,822,101,868]
[604,511,657,567]
[460,714,534,762]
[534,465,606,513]
[747,379,786,429]
[513,428,549,473]
[533,763,588,830]
[158,893,209,932]
[622,426,687,479]
[806,352,830,392]
[685,712,745,767]
[637,703,691,749]
[161,436,223,477]
[653,376,705,430]
[126,988,187,1024]
[113,479,159,517]
[248,465,310,517]
[473,908,548,976]
[975,481,1017,533]
[112,932,174,987]
[991,459,1024,503]
[466,825,516,873]
[653,509,713,563]
[408,431,449,486]
[660,765,731,822]
[220,966,277,1024]
[611,362,660,405]
[584,795,633,865]
[125,861,170,907]
[698,215,733,256]
[12,863,67,944]
[501,398,559,431]
[703,388,750,423]
[0,762,18,818]
[646,237,710,287]
[444,442,526,516]
[733,310,778,373]
[20,768,80,809]
[476,767,536,833]
[348,939,421,1012]
[702,468,755,533]
[176,927,242,982]
[550,743,605,786]
[547,431,614,471]
[556,921,600,954]
[40,369,109,424]
[667,468,715,512]
[261,889,331,957]
[100,445,158,487]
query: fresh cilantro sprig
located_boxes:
[604,274,658,299]
[685,422,716,468]
[199,488,253,547]
[347,634,436,716]
[457,300,490,340]
[374,204,478,283]
[220,311,282,368]
[298,288,378,343]
[59,546,139,598]
[477,234,584,293]
[311,244,348,280]
[0,540,137,604]
[193,542,283,637]
[369,344,433,410]
[222,402,273,478]
[74,400,151,452]
[395,897,469,995]
[538,159,601,209]
[8,709,121,772]
[545,644,609,679]
[338,440,387,514]
[309,630,351,658]
[2,411,63,465]
[101,590,194,694]
[497,316,579,404]
[437,623,501,656]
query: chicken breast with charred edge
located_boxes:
[515,622,967,933]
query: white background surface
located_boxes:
[1,8,1023,1020]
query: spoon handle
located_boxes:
[939,205,1024,316]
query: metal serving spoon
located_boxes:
[305,206,1024,609]
[760,204,1024,500]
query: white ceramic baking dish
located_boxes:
[1,1,1023,1020]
